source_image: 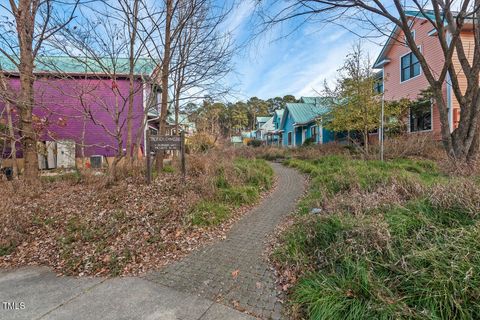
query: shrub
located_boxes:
[380,133,445,161]
[247,139,262,147]
[302,137,316,146]
[187,133,216,153]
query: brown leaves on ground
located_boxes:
[1,173,203,276]
[0,151,273,276]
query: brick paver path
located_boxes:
[146,163,305,319]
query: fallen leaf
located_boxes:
[231,269,240,279]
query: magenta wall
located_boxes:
[1,76,145,158]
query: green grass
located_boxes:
[190,158,273,227]
[162,165,175,173]
[0,243,16,256]
[189,201,230,226]
[41,170,82,183]
[275,155,480,319]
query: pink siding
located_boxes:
[382,17,447,139]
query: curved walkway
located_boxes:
[146,162,306,319]
[0,163,305,320]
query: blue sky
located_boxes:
[0,0,386,101]
[221,0,384,101]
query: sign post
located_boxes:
[180,131,186,181]
[146,132,186,184]
[146,130,151,184]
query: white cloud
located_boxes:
[224,0,256,40]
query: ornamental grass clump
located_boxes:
[273,155,480,319]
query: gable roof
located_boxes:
[273,109,284,123]
[373,10,439,69]
[256,116,271,124]
[0,55,157,76]
[300,97,324,104]
[280,98,330,128]
[260,116,275,131]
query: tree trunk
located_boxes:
[6,101,18,177]
[16,1,39,181]
[156,0,173,173]
[434,85,480,162]
[18,68,38,181]
[0,74,18,177]
[125,0,139,165]
[363,127,369,155]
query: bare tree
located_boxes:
[0,67,19,177]
[0,0,79,181]
[262,0,480,162]
[170,0,234,135]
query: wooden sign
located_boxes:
[146,131,186,184]
[149,135,182,151]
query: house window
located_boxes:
[401,52,420,82]
[410,101,432,132]
[374,81,383,94]
[288,132,292,145]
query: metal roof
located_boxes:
[256,116,271,124]
[0,55,157,76]
[300,97,324,104]
[260,116,275,131]
[281,99,330,128]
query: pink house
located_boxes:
[373,10,474,138]
[0,56,160,169]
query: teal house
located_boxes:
[265,109,284,145]
[279,97,335,147]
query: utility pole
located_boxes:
[380,93,385,162]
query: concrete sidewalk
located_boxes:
[0,267,256,320]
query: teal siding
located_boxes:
[295,128,302,146]
[322,127,335,143]
[282,110,295,146]
[279,99,337,146]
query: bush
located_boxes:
[247,139,262,147]
[302,137,316,146]
[187,133,216,153]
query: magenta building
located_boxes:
[0,56,159,169]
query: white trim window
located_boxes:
[288,131,292,146]
[401,51,421,82]
[409,100,432,132]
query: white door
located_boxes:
[46,141,57,169]
[57,140,76,168]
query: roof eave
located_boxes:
[373,58,391,69]
[0,70,151,79]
